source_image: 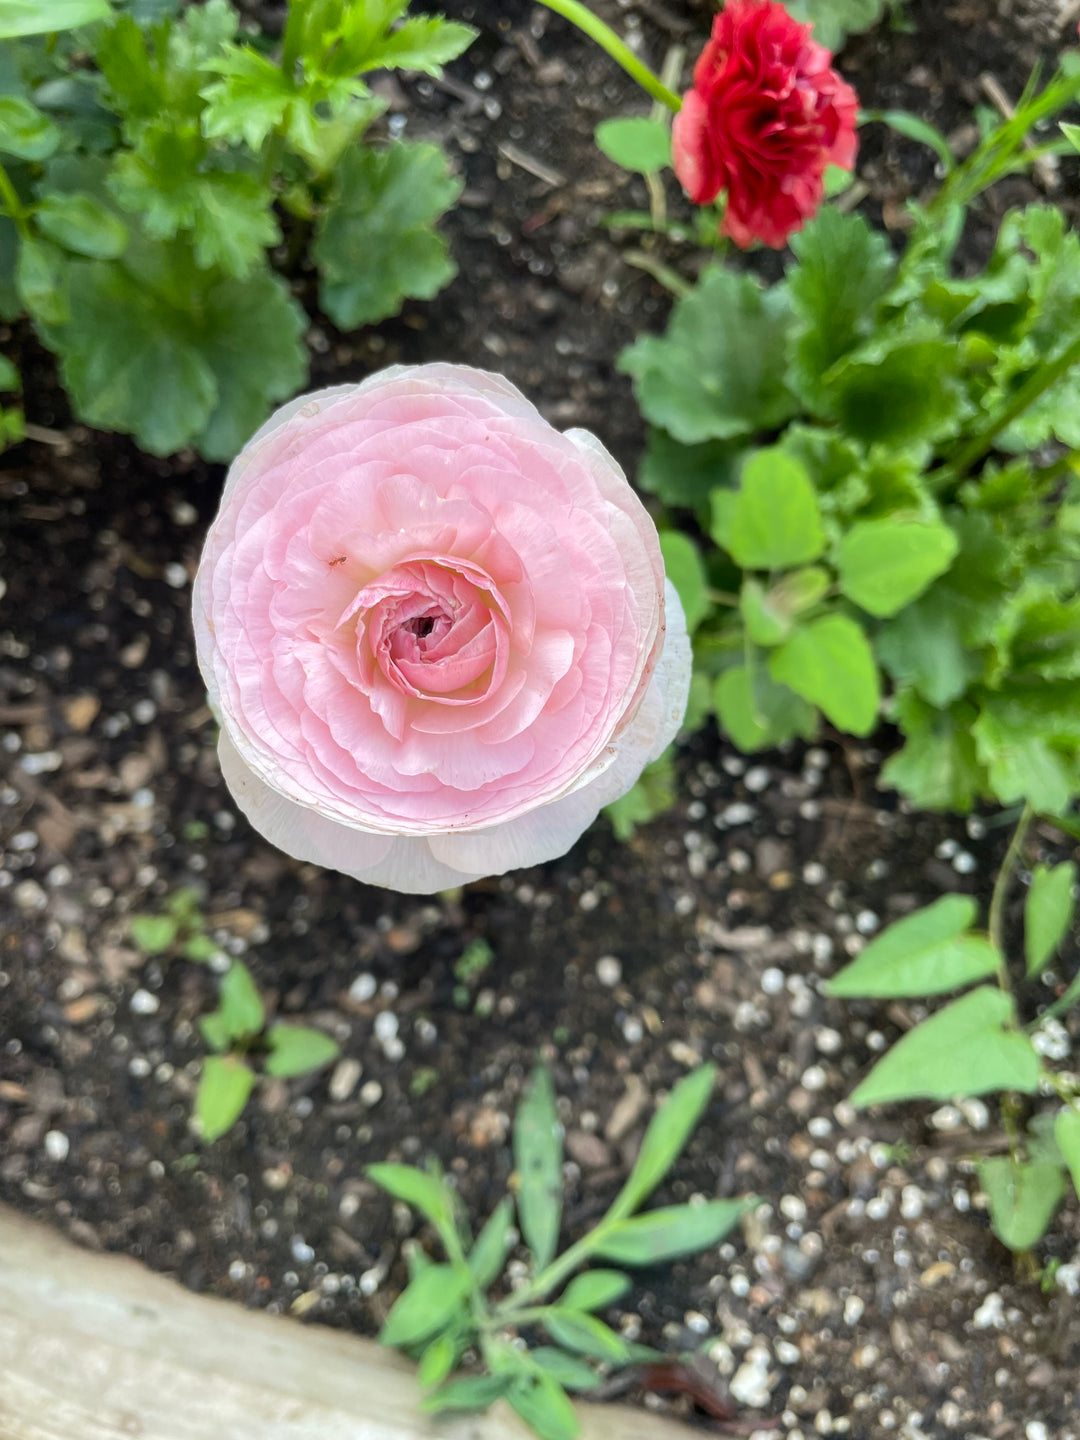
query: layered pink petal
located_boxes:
[193,366,691,891]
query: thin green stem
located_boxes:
[534,0,682,112]
[943,332,1080,481]
[0,160,31,240]
[621,249,690,297]
[493,1229,602,1317]
[988,802,1033,994]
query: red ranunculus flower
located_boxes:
[672,0,858,249]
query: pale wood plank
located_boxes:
[0,1207,699,1440]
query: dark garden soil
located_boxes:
[3,2,1080,1437]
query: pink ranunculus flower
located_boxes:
[193,364,690,894]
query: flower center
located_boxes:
[343,555,513,707]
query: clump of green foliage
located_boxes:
[0,0,473,457]
[370,1063,752,1440]
[830,808,1078,1257]
[605,60,1080,832]
[196,957,340,1140]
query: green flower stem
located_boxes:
[944,331,1080,480]
[534,0,682,112]
[0,159,31,240]
[988,802,1033,994]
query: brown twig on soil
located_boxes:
[496,141,567,188]
[978,72,1059,191]
[22,423,73,452]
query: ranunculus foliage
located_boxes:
[672,0,858,250]
[194,365,690,893]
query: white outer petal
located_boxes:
[213,583,691,894]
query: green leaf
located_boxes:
[972,707,1075,816]
[713,449,825,570]
[0,96,59,160]
[827,895,1000,997]
[351,16,477,75]
[467,1196,514,1290]
[17,235,68,326]
[1054,1108,1080,1196]
[618,267,797,445]
[741,578,789,647]
[850,987,1042,1107]
[0,355,19,391]
[713,665,817,753]
[604,751,677,840]
[977,1156,1065,1251]
[1025,862,1077,977]
[769,614,880,736]
[195,1054,255,1142]
[560,1270,631,1312]
[128,913,179,953]
[52,247,306,460]
[831,334,967,448]
[110,134,279,278]
[194,265,308,462]
[787,208,895,412]
[219,960,265,1039]
[610,1064,715,1219]
[741,569,832,648]
[659,530,710,634]
[593,1199,751,1265]
[638,429,742,510]
[783,0,884,49]
[837,518,958,619]
[380,1263,471,1349]
[0,0,110,39]
[1062,122,1080,154]
[514,1065,563,1273]
[862,108,955,172]
[200,47,297,151]
[264,1023,340,1078]
[531,1349,602,1392]
[421,1374,513,1414]
[183,934,220,963]
[876,592,979,708]
[542,1310,629,1363]
[314,141,461,330]
[35,192,128,259]
[881,693,983,812]
[769,566,831,618]
[367,1162,456,1238]
[199,1011,231,1053]
[417,1333,459,1390]
[507,1373,580,1440]
[595,117,671,173]
[50,256,214,453]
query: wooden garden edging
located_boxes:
[0,1205,700,1440]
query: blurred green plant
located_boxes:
[196,957,340,1141]
[370,1063,752,1440]
[128,885,221,962]
[830,810,1079,1256]
[0,0,473,457]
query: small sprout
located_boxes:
[129,887,220,962]
[193,959,340,1142]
